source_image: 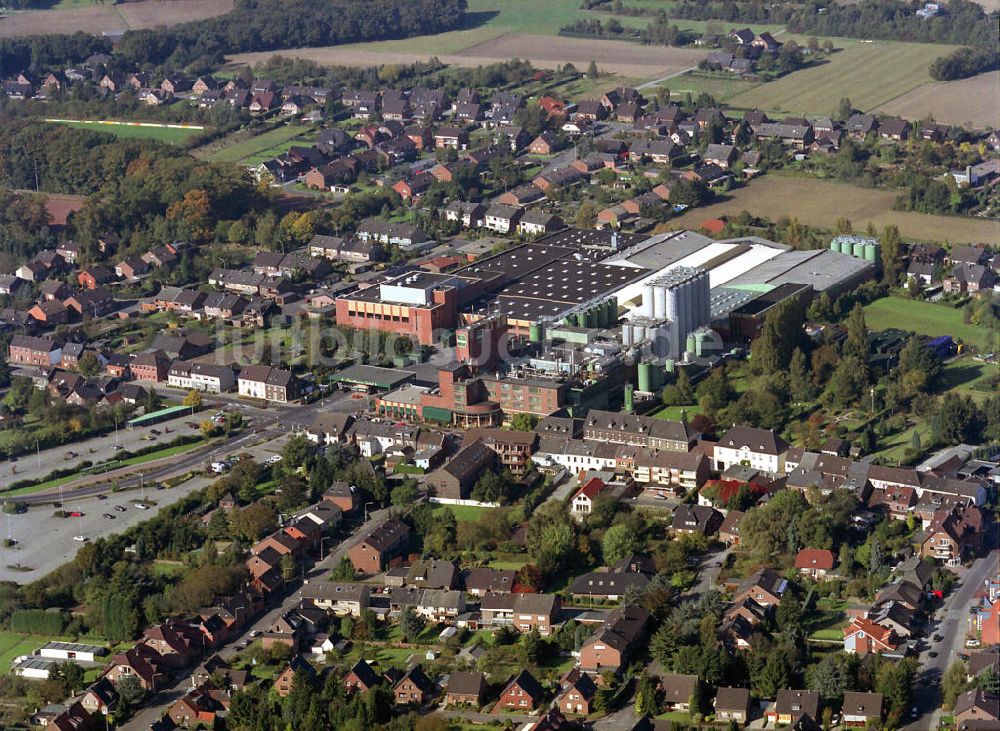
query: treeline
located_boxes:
[115,0,467,68]
[0,32,110,78]
[930,46,1000,80]
[668,0,996,47]
[10,608,67,635]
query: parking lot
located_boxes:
[0,475,213,583]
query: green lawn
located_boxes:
[660,72,762,104]
[150,560,186,578]
[207,124,313,164]
[728,39,958,115]
[863,297,996,351]
[0,631,51,672]
[45,119,203,144]
[488,558,529,570]
[432,504,495,522]
[652,404,702,421]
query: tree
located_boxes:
[281,434,312,468]
[757,652,792,699]
[789,348,817,402]
[810,653,849,702]
[390,480,419,507]
[843,304,870,367]
[182,389,203,408]
[635,671,660,716]
[77,351,101,378]
[510,413,539,432]
[588,60,600,78]
[61,662,84,695]
[836,97,853,122]
[750,298,806,374]
[102,593,138,643]
[880,224,902,284]
[942,661,968,709]
[281,553,297,581]
[575,201,597,229]
[229,502,277,541]
[602,522,642,565]
[521,628,544,663]
[331,556,355,582]
[399,607,423,643]
[117,673,146,709]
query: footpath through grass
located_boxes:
[44,119,203,144]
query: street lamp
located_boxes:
[363,501,376,523]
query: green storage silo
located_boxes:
[638,361,653,392]
[624,382,634,413]
[529,323,543,342]
[664,358,675,374]
[686,332,697,354]
[852,241,865,258]
[830,239,842,254]
[864,242,879,265]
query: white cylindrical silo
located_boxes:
[654,285,666,319]
[696,271,709,328]
[642,283,655,318]
[682,278,695,343]
[633,324,645,342]
[665,285,678,325]
[621,322,632,346]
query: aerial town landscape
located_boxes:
[0,0,997,729]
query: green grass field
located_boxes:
[863,297,995,351]
[728,40,958,115]
[659,71,762,104]
[0,631,49,672]
[46,119,204,144]
[432,504,494,521]
[207,124,312,164]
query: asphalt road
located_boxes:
[124,508,394,731]
[905,541,1000,731]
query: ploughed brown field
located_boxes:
[0,0,233,38]
[874,71,1000,129]
[667,176,1000,246]
[229,32,705,78]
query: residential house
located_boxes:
[528,131,562,155]
[954,689,1000,725]
[28,300,70,327]
[445,671,487,707]
[714,425,788,473]
[463,567,515,596]
[843,617,900,656]
[571,477,607,517]
[131,350,171,382]
[394,665,435,705]
[579,604,650,672]
[494,670,544,714]
[484,204,524,234]
[237,364,301,403]
[344,660,382,693]
[795,549,836,580]
[719,510,745,546]
[273,656,314,697]
[715,686,752,725]
[733,568,787,608]
[769,690,820,725]
[671,504,723,537]
[347,519,410,574]
[445,201,487,229]
[434,127,469,150]
[558,671,598,715]
[426,439,496,500]
[661,673,699,712]
[518,210,565,237]
[842,691,883,727]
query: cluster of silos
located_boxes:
[831,235,880,267]
[564,297,619,331]
[637,267,711,360]
[685,327,720,360]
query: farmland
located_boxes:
[44,119,203,144]
[0,0,232,38]
[666,175,1000,245]
[230,33,705,79]
[727,40,959,117]
[204,125,313,165]
[874,70,1000,129]
[863,297,997,352]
